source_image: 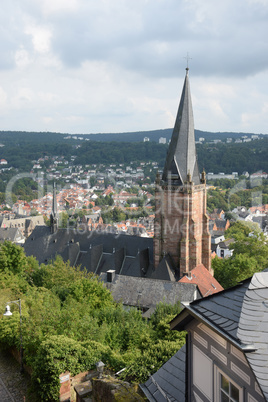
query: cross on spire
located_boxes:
[184,52,192,70]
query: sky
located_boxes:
[1,0,268,135]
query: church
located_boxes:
[24,68,220,305]
[153,66,211,278]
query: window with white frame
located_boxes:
[215,366,243,402]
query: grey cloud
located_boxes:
[1,0,268,79]
[0,3,33,70]
[43,0,268,80]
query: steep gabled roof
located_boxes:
[0,227,24,242]
[171,269,268,400]
[162,69,200,185]
[237,272,268,400]
[151,254,177,281]
[178,263,224,297]
[24,226,154,276]
[171,278,249,343]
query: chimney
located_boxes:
[183,271,192,279]
[107,270,116,283]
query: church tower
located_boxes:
[153,68,211,277]
[50,182,58,234]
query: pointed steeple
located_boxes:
[50,182,58,234]
[154,68,211,274]
[162,68,200,185]
[52,182,57,216]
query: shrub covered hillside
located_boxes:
[0,241,185,401]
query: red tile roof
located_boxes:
[179,264,224,297]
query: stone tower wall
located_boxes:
[154,182,211,276]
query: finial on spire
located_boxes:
[201,168,206,184]
[187,170,192,183]
[184,52,192,73]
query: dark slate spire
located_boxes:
[162,68,200,185]
[50,182,58,234]
[52,182,57,216]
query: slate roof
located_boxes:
[151,254,177,281]
[0,227,25,243]
[218,238,234,250]
[24,226,154,277]
[100,274,201,312]
[172,279,249,342]
[170,269,268,400]
[140,345,186,401]
[162,69,200,185]
[214,218,228,230]
[237,272,268,400]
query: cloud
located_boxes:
[15,48,32,68]
[25,24,52,54]
[0,0,268,134]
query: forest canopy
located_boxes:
[0,131,267,174]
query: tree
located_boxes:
[0,245,186,400]
[0,241,38,276]
[213,254,259,289]
[213,222,268,288]
[58,212,69,228]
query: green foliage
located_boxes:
[213,222,268,288]
[12,177,38,202]
[197,137,268,175]
[74,141,167,166]
[58,212,70,228]
[225,221,260,240]
[206,178,268,213]
[207,188,228,212]
[0,310,21,349]
[95,194,114,207]
[0,241,28,275]
[0,245,185,400]
[101,207,127,223]
[31,336,107,401]
[150,301,184,341]
[121,340,184,383]
[0,241,38,277]
[213,254,259,289]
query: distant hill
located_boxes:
[0,129,267,175]
[84,129,266,143]
[0,129,266,144]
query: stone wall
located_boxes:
[154,182,211,275]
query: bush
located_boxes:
[31,336,108,401]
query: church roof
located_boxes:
[24,226,154,276]
[162,68,200,185]
[151,254,177,281]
